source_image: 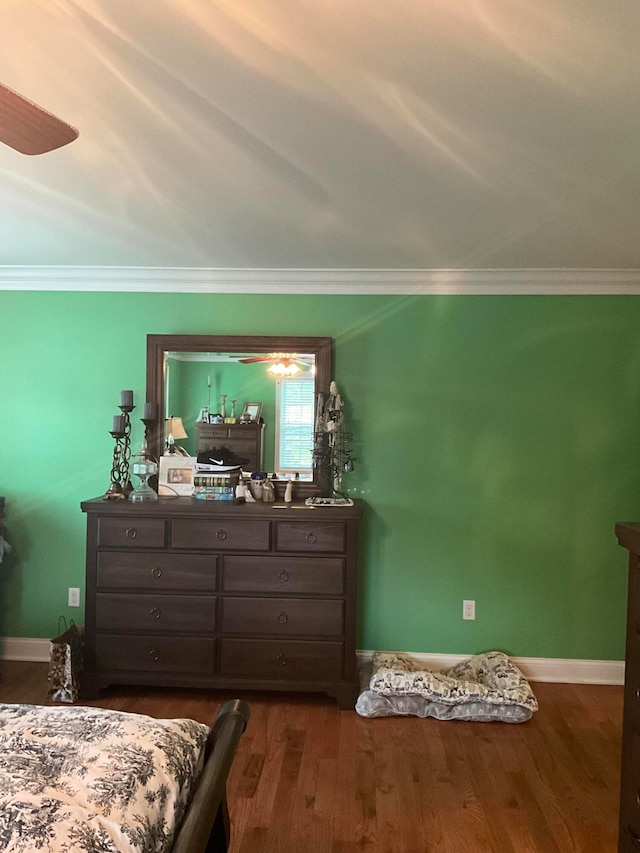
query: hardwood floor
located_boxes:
[0,661,623,852]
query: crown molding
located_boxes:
[1,266,640,294]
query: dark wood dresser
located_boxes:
[615,522,640,850]
[195,422,265,471]
[80,497,361,708]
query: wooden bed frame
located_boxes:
[172,698,250,853]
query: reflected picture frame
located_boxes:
[242,402,263,422]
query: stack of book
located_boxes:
[194,472,240,502]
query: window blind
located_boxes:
[276,377,315,473]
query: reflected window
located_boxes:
[275,377,315,478]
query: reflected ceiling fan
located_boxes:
[0,82,78,155]
[236,353,313,378]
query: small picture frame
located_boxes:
[242,402,263,422]
[158,456,196,496]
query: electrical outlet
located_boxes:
[68,587,80,607]
[462,599,475,620]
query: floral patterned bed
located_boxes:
[0,703,209,852]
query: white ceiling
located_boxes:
[2,0,639,269]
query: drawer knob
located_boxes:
[279,570,289,583]
[306,532,317,544]
[276,653,287,666]
[216,529,227,541]
[151,566,163,578]
[149,648,160,662]
[150,607,161,620]
[125,527,137,539]
[277,611,288,624]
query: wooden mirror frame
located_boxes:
[146,334,333,497]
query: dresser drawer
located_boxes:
[97,516,166,549]
[232,427,261,439]
[220,638,344,680]
[199,438,257,455]
[198,425,260,440]
[95,634,215,674]
[97,553,217,592]
[222,556,345,594]
[96,593,216,633]
[275,521,345,553]
[230,440,258,453]
[222,597,343,637]
[198,425,229,440]
[172,519,270,551]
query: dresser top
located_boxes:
[81,496,362,520]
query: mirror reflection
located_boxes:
[164,351,316,478]
[146,335,332,494]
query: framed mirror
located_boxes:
[146,335,332,496]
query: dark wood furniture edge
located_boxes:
[616,522,640,553]
[615,521,640,852]
[172,698,249,853]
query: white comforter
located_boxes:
[0,703,209,853]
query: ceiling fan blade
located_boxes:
[238,356,271,364]
[0,83,78,155]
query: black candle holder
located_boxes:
[103,432,126,500]
[118,404,134,493]
[141,417,157,456]
[103,401,135,500]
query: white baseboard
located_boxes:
[2,637,51,663]
[1,638,625,685]
[356,650,625,686]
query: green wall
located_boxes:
[1,290,639,661]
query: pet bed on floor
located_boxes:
[356,650,538,722]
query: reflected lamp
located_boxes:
[165,416,189,456]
